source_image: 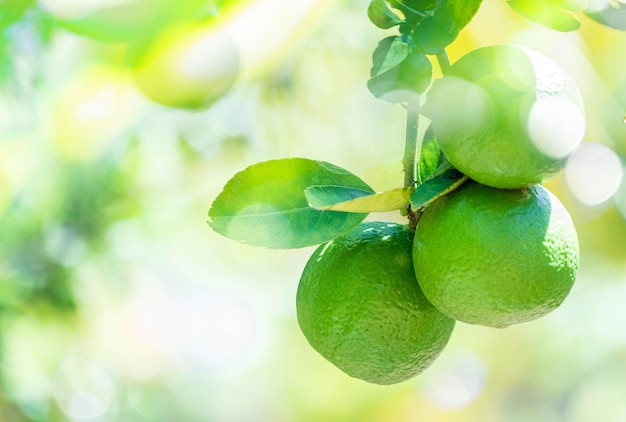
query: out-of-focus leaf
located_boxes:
[0,0,35,28]
[208,158,374,249]
[586,2,626,30]
[370,36,409,77]
[306,186,412,212]
[368,36,432,103]
[507,0,581,31]
[57,0,207,43]
[412,0,483,54]
[368,0,405,29]
[411,169,467,208]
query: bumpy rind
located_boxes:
[297,222,455,385]
[413,182,579,327]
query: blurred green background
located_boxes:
[0,0,625,421]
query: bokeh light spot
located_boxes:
[420,350,487,410]
[53,358,116,420]
[527,96,585,159]
[565,143,623,206]
[427,76,495,137]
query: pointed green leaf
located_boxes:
[368,37,433,103]
[306,186,412,212]
[411,169,467,209]
[370,36,410,78]
[208,158,374,249]
[368,0,405,29]
[418,125,442,184]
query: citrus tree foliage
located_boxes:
[209,0,625,249]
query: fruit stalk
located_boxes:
[403,100,420,189]
[436,50,451,73]
[403,99,422,230]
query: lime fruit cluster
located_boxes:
[296,44,581,384]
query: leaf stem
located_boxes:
[404,49,451,229]
[403,100,420,189]
[436,49,451,74]
[403,98,422,230]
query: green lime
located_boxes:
[425,44,585,189]
[413,181,579,327]
[297,222,455,385]
[129,21,239,109]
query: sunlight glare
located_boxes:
[527,97,585,159]
[426,76,495,137]
[226,0,325,76]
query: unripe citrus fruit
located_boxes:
[413,181,579,328]
[129,21,239,109]
[297,222,455,385]
[424,44,585,189]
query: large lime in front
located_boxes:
[297,222,455,385]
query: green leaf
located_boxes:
[411,169,467,209]
[418,125,442,184]
[412,0,483,54]
[368,37,433,103]
[507,0,581,31]
[586,2,626,30]
[368,0,405,29]
[208,158,374,249]
[370,36,410,78]
[0,0,35,28]
[305,186,412,212]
